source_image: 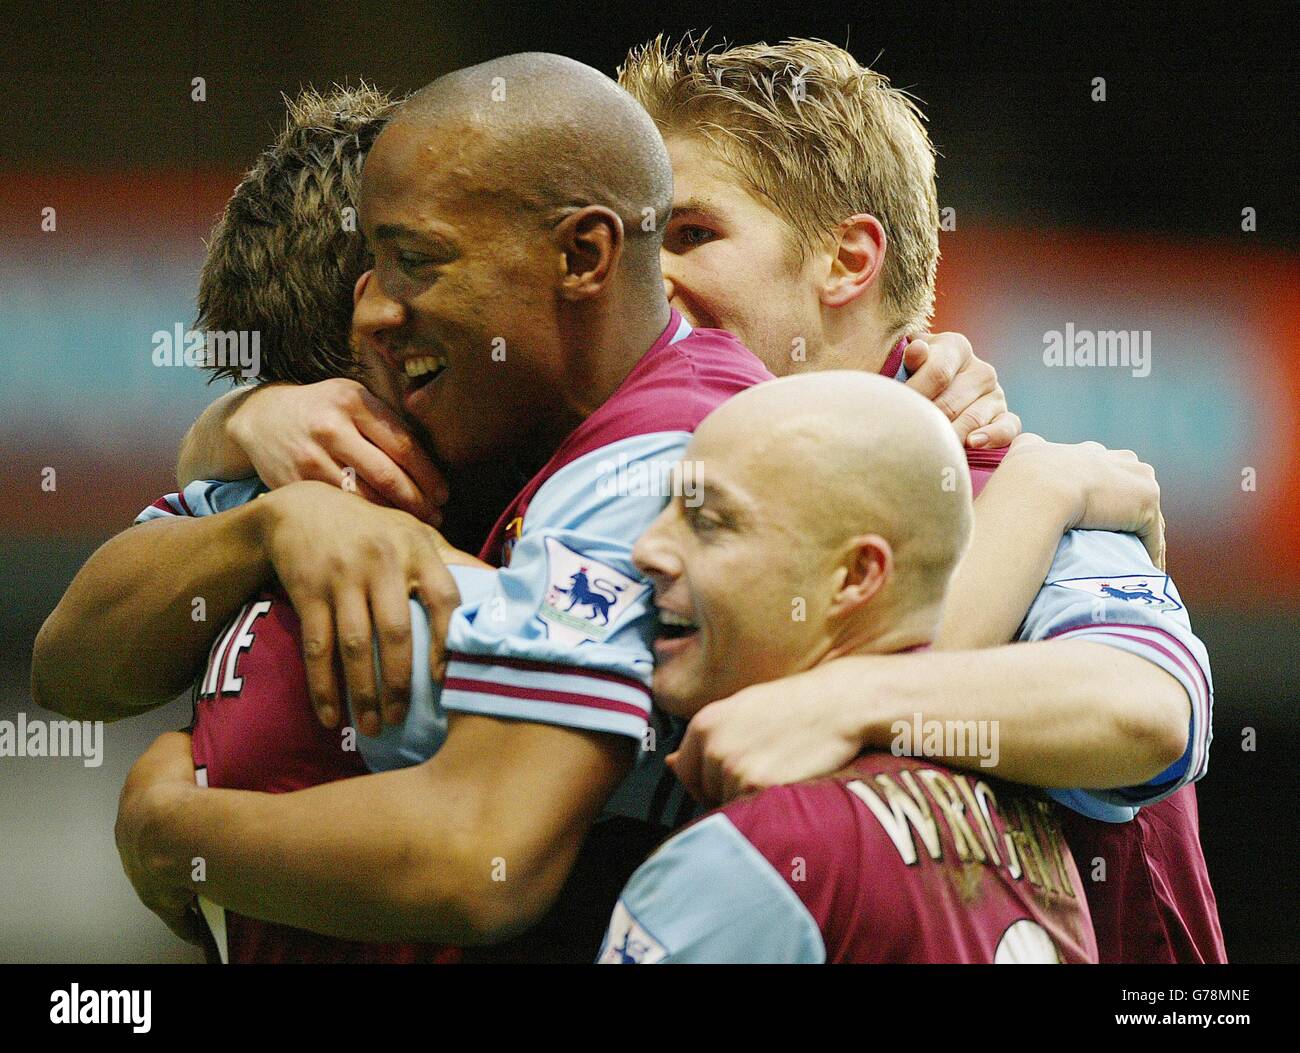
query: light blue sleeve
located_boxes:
[352,566,499,772]
[1019,529,1214,820]
[134,477,267,523]
[597,814,825,963]
[442,431,691,743]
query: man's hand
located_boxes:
[256,480,466,733]
[904,332,1021,449]
[227,379,449,524]
[999,433,1166,568]
[115,732,206,944]
[668,670,865,806]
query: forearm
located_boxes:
[176,386,260,487]
[124,713,631,945]
[838,640,1190,788]
[142,751,595,946]
[937,468,1073,650]
[143,766,495,944]
[32,505,271,720]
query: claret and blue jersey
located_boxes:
[135,314,1215,962]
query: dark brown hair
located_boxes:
[196,82,398,384]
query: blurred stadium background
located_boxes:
[1,2,1295,962]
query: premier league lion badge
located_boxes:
[539,537,650,645]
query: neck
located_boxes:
[528,281,671,458]
[817,303,902,374]
[559,281,672,419]
[817,603,939,664]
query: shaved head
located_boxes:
[702,371,973,606]
[635,371,973,715]
[389,53,673,266]
[355,52,676,467]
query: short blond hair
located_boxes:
[620,36,939,336]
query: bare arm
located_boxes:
[838,642,1187,787]
[670,639,1189,805]
[176,378,448,524]
[31,504,270,722]
[35,480,466,734]
[176,386,260,485]
[116,715,632,944]
[938,434,1164,650]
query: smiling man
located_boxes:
[616,37,1221,963]
[600,372,1097,963]
[35,43,1213,963]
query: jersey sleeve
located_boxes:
[441,432,689,743]
[596,813,826,963]
[1018,529,1214,818]
[134,477,267,524]
[352,566,498,773]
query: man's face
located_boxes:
[631,416,830,717]
[355,120,562,466]
[661,135,828,377]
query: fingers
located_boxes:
[931,359,1000,424]
[697,743,727,807]
[903,332,974,404]
[902,336,931,377]
[333,424,442,523]
[333,586,382,738]
[353,394,451,520]
[370,574,415,728]
[902,338,957,402]
[297,599,343,730]
[414,556,461,685]
[666,737,704,803]
[969,409,1023,449]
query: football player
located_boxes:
[601,372,1095,962]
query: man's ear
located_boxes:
[352,269,372,306]
[827,534,892,619]
[556,205,624,301]
[820,213,887,309]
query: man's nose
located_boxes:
[352,272,407,367]
[632,512,681,584]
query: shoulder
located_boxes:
[717,778,866,896]
[578,323,772,453]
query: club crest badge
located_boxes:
[540,537,649,645]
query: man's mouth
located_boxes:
[655,607,699,640]
[403,354,448,392]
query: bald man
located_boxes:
[101,53,776,951]
[599,374,1097,963]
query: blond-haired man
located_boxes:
[618,37,1221,963]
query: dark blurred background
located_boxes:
[1,1,1296,962]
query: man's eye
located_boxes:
[678,225,716,247]
[398,251,433,273]
[685,506,724,535]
